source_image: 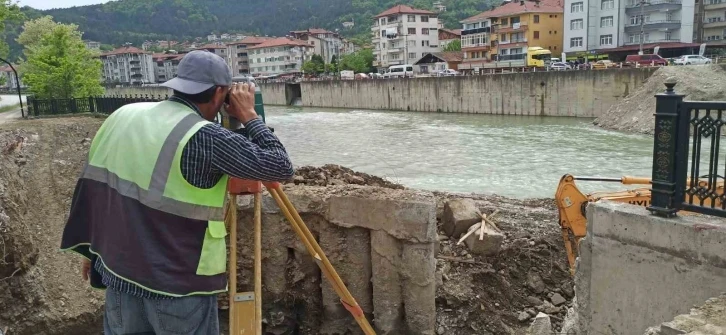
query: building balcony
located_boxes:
[498,38,528,45]
[494,22,528,33]
[623,38,681,45]
[625,0,682,13]
[704,0,726,10]
[387,48,403,53]
[624,20,681,32]
[704,17,726,28]
[388,59,404,65]
[461,27,491,35]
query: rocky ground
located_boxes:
[0,116,572,335]
[594,64,726,134]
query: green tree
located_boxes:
[301,60,318,74]
[339,48,374,73]
[20,18,103,99]
[310,54,325,73]
[0,0,23,58]
[443,39,462,52]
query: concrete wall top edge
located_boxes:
[588,201,726,268]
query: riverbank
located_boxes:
[0,117,571,335]
[594,64,726,134]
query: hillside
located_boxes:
[4,0,495,60]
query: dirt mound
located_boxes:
[287,164,404,189]
[594,65,726,134]
[432,194,573,334]
[0,118,105,335]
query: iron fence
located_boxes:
[649,81,726,217]
[27,95,168,116]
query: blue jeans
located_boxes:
[103,288,219,335]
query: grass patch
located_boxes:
[0,103,21,113]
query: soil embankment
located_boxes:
[0,117,572,334]
[594,65,726,134]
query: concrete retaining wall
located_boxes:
[572,202,726,334]
[235,185,438,335]
[260,68,655,117]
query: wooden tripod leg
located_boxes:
[228,194,258,335]
[254,193,262,334]
[267,187,377,335]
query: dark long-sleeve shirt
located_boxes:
[93,95,294,298]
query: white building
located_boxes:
[289,29,351,63]
[84,40,101,50]
[0,65,24,90]
[195,44,228,61]
[100,47,156,85]
[700,0,726,44]
[372,4,442,70]
[248,37,313,76]
[207,34,218,42]
[226,36,273,76]
[152,53,184,83]
[563,0,695,54]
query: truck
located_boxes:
[481,46,552,70]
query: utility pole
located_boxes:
[638,0,651,55]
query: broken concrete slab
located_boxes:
[528,312,553,335]
[644,293,726,335]
[442,198,481,238]
[463,223,504,256]
[401,242,437,335]
[370,230,405,334]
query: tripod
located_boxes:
[225,180,376,335]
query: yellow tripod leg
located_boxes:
[267,186,376,335]
[228,194,262,335]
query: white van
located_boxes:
[383,64,414,78]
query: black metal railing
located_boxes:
[27,95,168,116]
[649,81,726,217]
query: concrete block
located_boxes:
[442,198,481,238]
[327,189,437,243]
[401,242,436,335]
[527,312,553,335]
[370,231,405,334]
[463,223,504,256]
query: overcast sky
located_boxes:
[18,0,111,9]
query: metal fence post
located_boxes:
[647,79,686,217]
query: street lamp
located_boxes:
[0,57,24,118]
[637,0,652,55]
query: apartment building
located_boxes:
[460,0,564,63]
[195,43,228,60]
[439,28,462,48]
[700,0,726,44]
[100,46,156,85]
[563,0,695,54]
[247,37,313,76]
[152,53,184,83]
[289,29,350,63]
[84,40,101,50]
[226,36,272,76]
[371,5,442,69]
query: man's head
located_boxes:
[161,50,232,120]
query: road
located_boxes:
[0,94,27,124]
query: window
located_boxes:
[571,2,584,12]
[665,31,672,40]
[408,15,416,22]
[570,37,583,47]
[422,28,430,35]
[600,34,613,45]
[534,15,540,23]
[501,18,509,25]
[571,19,583,30]
[601,0,614,9]
[630,14,649,25]
[380,18,386,25]
[408,28,416,35]
[422,40,430,47]
[601,16,614,27]
[534,31,540,39]
[408,40,416,47]
[409,52,416,59]
[421,15,429,22]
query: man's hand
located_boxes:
[226,82,258,124]
[81,259,91,281]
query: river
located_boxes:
[266,106,655,199]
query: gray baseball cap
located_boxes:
[162,50,232,94]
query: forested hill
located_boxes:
[5,0,495,60]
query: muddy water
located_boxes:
[266,106,656,199]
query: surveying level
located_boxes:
[222,84,376,335]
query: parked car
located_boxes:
[673,55,712,65]
[548,62,572,71]
[592,60,617,70]
[624,54,668,67]
[435,69,461,77]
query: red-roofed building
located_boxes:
[226,36,274,75]
[458,0,563,67]
[289,28,352,64]
[195,43,228,59]
[372,4,442,70]
[246,37,314,76]
[439,28,462,49]
[100,46,156,85]
[152,52,186,83]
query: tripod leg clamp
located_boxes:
[341,299,364,318]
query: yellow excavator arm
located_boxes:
[555,174,724,276]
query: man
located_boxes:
[60,50,294,334]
